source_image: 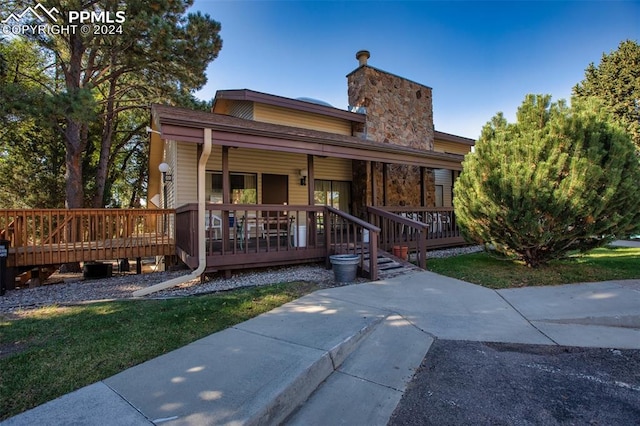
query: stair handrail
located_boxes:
[325,206,380,280]
[367,206,429,269]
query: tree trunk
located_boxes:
[92,63,118,208]
[63,33,87,208]
[64,120,85,208]
[62,34,87,272]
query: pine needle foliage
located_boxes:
[454,94,640,267]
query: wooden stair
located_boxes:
[362,249,422,280]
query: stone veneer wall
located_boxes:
[347,66,434,149]
[348,64,436,212]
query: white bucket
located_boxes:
[294,225,307,247]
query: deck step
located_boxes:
[362,250,422,280]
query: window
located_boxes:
[435,185,444,208]
[209,172,257,204]
[314,180,351,212]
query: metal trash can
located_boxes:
[329,254,360,283]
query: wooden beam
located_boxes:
[307,154,315,205]
[382,163,388,206]
[222,146,231,244]
[307,154,316,246]
[420,167,426,207]
[370,161,377,206]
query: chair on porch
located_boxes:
[235,213,267,249]
[205,211,223,240]
[400,212,421,238]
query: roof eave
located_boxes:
[213,89,366,123]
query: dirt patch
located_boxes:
[0,339,31,360]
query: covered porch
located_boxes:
[151,105,467,279]
[174,203,463,279]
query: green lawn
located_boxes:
[427,246,640,289]
[0,281,321,421]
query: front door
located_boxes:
[262,174,289,213]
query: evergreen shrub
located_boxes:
[454,95,640,267]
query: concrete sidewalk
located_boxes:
[3,270,640,426]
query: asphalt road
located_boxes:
[388,340,640,425]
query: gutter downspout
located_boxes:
[133,128,212,297]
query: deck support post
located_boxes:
[0,239,8,295]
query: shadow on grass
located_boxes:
[0,281,321,421]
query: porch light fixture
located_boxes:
[158,162,172,182]
[299,169,308,186]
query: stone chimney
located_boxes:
[347,50,436,209]
[347,51,434,150]
[356,50,370,67]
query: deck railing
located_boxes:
[368,206,429,269]
[326,206,380,279]
[0,209,175,267]
[368,206,465,269]
[175,204,381,279]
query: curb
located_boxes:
[247,315,386,425]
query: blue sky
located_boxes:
[190,1,640,139]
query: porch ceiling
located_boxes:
[152,104,465,170]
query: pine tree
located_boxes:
[454,95,640,267]
[3,0,222,207]
[573,40,640,153]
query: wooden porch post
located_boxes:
[222,146,230,204]
[382,163,388,206]
[451,170,456,207]
[221,146,231,251]
[307,154,316,245]
[370,161,377,206]
[307,154,315,205]
[420,167,426,207]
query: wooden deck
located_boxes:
[0,205,467,291]
[0,209,175,268]
[176,204,380,278]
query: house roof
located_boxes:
[213,89,475,146]
[152,104,468,170]
[213,89,366,123]
[434,130,475,146]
